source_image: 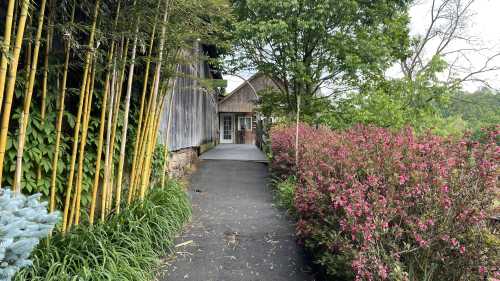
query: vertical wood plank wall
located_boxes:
[158,46,218,152]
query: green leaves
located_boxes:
[231,0,412,119]
[14,181,191,281]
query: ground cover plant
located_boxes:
[13,180,190,281]
[271,124,499,281]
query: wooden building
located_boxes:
[218,73,278,144]
[158,43,222,176]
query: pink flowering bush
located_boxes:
[271,124,499,281]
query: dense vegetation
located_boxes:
[0,0,228,224]
[271,124,499,281]
[230,0,411,119]
[1,0,498,279]
[14,181,191,281]
[0,0,229,278]
[442,88,500,132]
[230,0,499,137]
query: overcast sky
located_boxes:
[224,0,500,93]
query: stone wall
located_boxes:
[168,147,199,178]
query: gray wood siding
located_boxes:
[219,89,256,112]
[219,74,278,113]
[159,48,218,152]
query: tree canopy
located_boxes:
[230,0,412,118]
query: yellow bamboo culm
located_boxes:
[145,84,169,191]
[68,63,92,230]
[138,0,170,200]
[0,0,16,113]
[49,3,75,213]
[101,55,119,222]
[116,22,140,214]
[135,71,158,199]
[13,0,49,193]
[96,0,122,223]
[74,60,96,226]
[105,37,129,212]
[89,44,115,225]
[62,0,100,233]
[0,0,31,188]
[101,36,125,215]
[38,4,54,182]
[161,75,178,189]
[128,0,160,204]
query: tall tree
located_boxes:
[231,0,411,118]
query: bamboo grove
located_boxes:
[0,0,230,231]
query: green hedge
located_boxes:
[14,181,191,281]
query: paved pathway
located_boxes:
[200,144,268,162]
[162,145,316,281]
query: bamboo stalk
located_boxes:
[13,0,49,193]
[24,15,33,83]
[145,84,169,190]
[68,66,93,229]
[115,21,140,214]
[50,3,76,212]
[139,0,170,199]
[0,0,16,113]
[103,36,127,213]
[160,70,179,188]
[94,0,121,223]
[0,0,31,188]
[101,55,118,221]
[62,0,100,233]
[89,44,114,225]
[67,65,92,231]
[74,59,96,226]
[128,1,160,204]
[38,3,54,182]
[134,70,158,197]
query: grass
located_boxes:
[14,180,191,281]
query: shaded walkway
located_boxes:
[162,153,316,280]
[200,144,268,162]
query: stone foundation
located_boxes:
[168,147,199,178]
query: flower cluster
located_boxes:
[271,124,499,281]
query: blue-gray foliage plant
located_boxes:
[0,188,60,281]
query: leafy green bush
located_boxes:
[273,177,297,213]
[14,181,191,281]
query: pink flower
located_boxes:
[399,174,409,185]
[459,245,465,254]
[479,266,487,275]
[378,264,388,280]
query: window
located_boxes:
[239,116,252,131]
[223,115,232,140]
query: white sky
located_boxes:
[224,0,500,93]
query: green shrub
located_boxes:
[274,177,297,213]
[14,180,191,281]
